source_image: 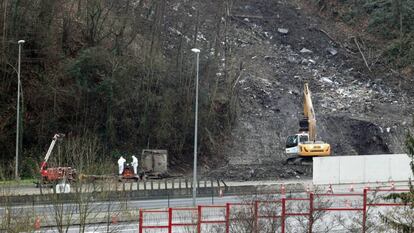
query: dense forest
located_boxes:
[0,0,239,178]
[1,0,413,179]
[315,0,414,70]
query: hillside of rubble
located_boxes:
[205,0,414,180]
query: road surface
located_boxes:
[4,181,410,232]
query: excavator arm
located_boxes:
[298,83,330,157]
[303,83,316,142]
[285,83,331,163]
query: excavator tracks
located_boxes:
[285,156,313,166]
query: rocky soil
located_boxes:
[166,0,414,181]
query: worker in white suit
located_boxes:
[131,155,139,175]
[118,156,126,175]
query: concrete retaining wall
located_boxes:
[313,154,413,185]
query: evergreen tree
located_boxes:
[381,125,414,232]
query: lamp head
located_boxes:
[191,48,200,53]
[18,40,25,44]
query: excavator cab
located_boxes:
[285,133,309,155]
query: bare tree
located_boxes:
[46,186,76,233]
[0,186,36,232]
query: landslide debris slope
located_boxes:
[205,0,413,180]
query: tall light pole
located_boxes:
[191,48,200,206]
[16,39,25,180]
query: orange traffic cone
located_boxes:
[281,184,286,197]
[349,184,354,192]
[327,184,333,194]
[34,216,41,230]
[111,215,118,224]
[344,199,351,208]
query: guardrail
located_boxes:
[0,179,303,206]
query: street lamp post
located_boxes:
[16,39,25,180]
[191,48,200,206]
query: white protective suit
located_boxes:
[118,156,126,175]
[131,155,139,175]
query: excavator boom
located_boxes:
[303,83,316,141]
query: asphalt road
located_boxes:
[14,196,242,233]
[1,179,310,195]
[2,181,408,216]
[35,222,139,233]
[1,195,245,216]
[6,181,410,233]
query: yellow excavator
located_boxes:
[285,83,331,165]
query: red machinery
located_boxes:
[39,134,76,184]
[121,164,139,180]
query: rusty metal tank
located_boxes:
[141,149,168,174]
